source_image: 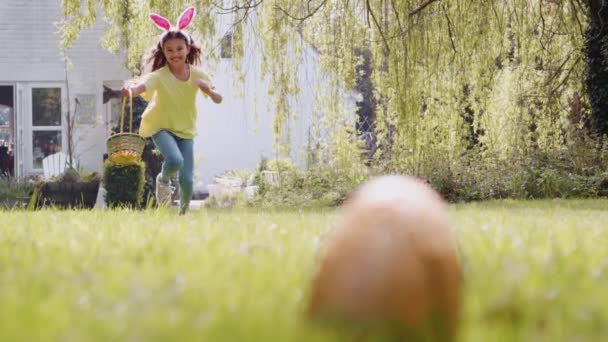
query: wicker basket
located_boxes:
[106,132,146,156]
[106,93,146,158]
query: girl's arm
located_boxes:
[195,79,223,104]
[121,83,146,97]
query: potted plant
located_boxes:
[34,168,101,209]
[103,151,146,209]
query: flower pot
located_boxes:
[37,179,100,209]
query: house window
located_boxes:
[220,32,233,59]
[0,104,11,149]
[0,87,13,148]
[31,87,62,169]
[32,88,62,126]
[0,85,14,178]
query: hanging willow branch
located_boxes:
[365,0,391,52]
[59,0,595,176]
[212,0,264,14]
[409,0,440,16]
[443,3,457,59]
[275,0,329,21]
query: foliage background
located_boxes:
[60,0,608,205]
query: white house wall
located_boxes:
[0,0,129,177]
[194,32,320,189]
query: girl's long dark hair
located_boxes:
[144,31,202,72]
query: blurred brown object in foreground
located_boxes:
[308,175,462,340]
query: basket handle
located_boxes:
[119,90,134,133]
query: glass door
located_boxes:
[24,84,65,174]
[0,85,15,178]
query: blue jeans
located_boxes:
[151,130,193,213]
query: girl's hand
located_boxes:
[120,83,145,97]
[120,86,132,97]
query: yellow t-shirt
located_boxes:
[139,65,213,139]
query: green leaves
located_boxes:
[103,159,146,208]
[60,0,218,75]
[58,1,606,201]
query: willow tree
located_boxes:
[231,1,590,176]
[60,0,218,73]
[61,1,604,192]
[585,0,608,136]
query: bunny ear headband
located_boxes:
[149,7,196,47]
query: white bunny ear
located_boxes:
[149,13,171,31]
[177,7,196,30]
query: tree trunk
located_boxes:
[585,0,608,135]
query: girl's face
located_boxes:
[162,38,190,68]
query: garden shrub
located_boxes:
[250,156,369,208]
[103,154,145,208]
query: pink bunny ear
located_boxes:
[177,7,196,30]
[149,13,171,31]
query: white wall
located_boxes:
[193,31,321,190]
[0,0,129,176]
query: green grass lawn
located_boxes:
[0,199,607,341]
